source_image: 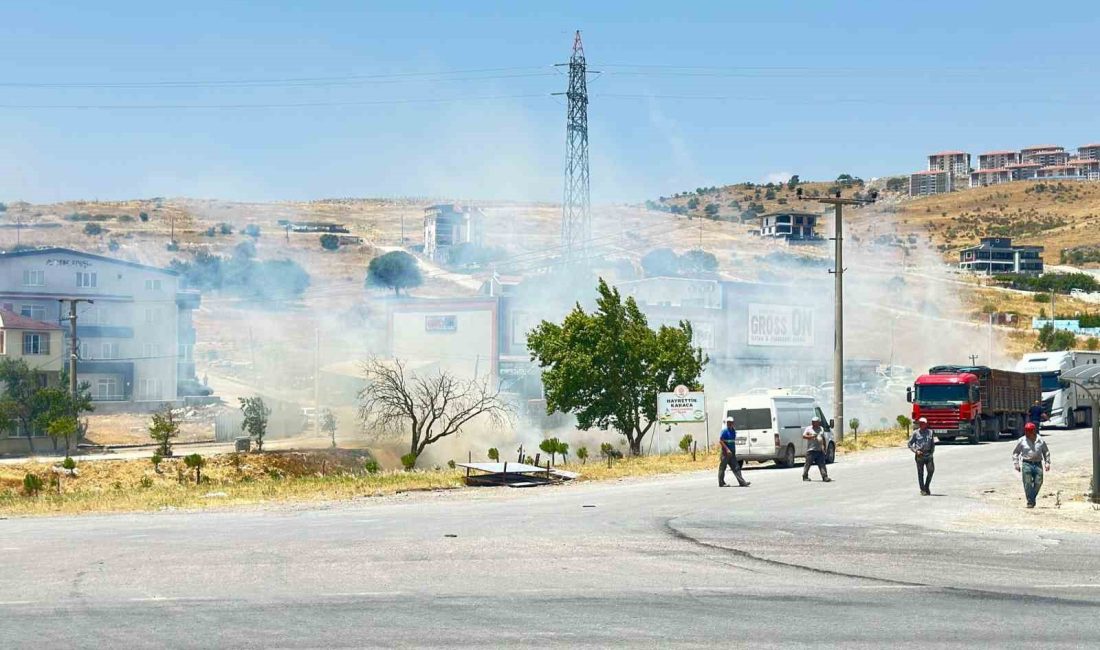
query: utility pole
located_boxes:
[798,187,877,443]
[969,354,980,365]
[60,299,94,449]
[988,313,994,367]
[314,328,321,438]
[555,30,594,263]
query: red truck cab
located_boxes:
[909,372,981,443]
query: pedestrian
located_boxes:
[802,416,831,482]
[718,416,750,488]
[1012,422,1051,509]
[1027,400,1047,428]
[908,416,935,496]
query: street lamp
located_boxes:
[797,186,878,443]
[1059,365,1100,504]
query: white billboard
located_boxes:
[657,385,707,424]
[747,304,815,347]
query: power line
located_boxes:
[0,93,553,110]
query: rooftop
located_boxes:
[1020,145,1064,152]
[980,150,1017,156]
[911,170,947,176]
[1079,144,1100,149]
[0,247,178,276]
[973,168,1010,174]
[0,309,63,331]
[929,151,968,157]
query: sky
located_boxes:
[0,0,1098,204]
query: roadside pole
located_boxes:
[60,298,94,451]
[1060,373,1100,504]
[314,328,321,438]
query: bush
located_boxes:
[139,211,149,222]
[23,473,44,496]
[62,456,76,472]
[896,415,911,430]
[1088,337,1099,351]
[204,227,216,237]
[576,446,589,464]
[83,223,104,236]
[320,234,340,251]
[244,224,261,238]
[139,476,154,489]
[1033,293,1050,303]
[166,241,179,252]
[183,453,206,483]
[487,447,499,462]
[364,458,381,474]
[1037,323,1077,352]
[107,238,120,252]
[151,452,163,472]
[400,453,418,471]
[219,222,233,235]
[678,434,694,453]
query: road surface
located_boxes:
[2,428,1099,648]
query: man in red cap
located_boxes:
[908,417,935,495]
[1012,422,1051,508]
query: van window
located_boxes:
[726,408,772,430]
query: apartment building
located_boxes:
[756,212,821,241]
[1070,158,1100,180]
[1006,162,1042,181]
[1078,144,1100,161]
[1020,145,1069,167]
[423,204,485,263]
[0,248,201,409]
[927,151,971,180]
[0,310,65,454]
[978,151,1019,169]
[958,237,1043,275]
[1036,164,1080,180]
[909,170,952,196]
[969,168,1012,188]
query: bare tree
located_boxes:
[358,357,512,468]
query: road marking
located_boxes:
[129,596,217,602]
[330,592,408,598]
[0,601,36,606]
[1033,584,1100,589]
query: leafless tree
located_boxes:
[358,357,512,467]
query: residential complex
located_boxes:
[754,211,822,241]
[0,248,202,412]
[423,204,485,262]
[958,237,1044,275]
[908,140,1099,195]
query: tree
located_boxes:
[23,473,44,496]
[321,409,337,447]
[1037,323,1076,352]
[679,434,694,453]
[576,446,589,464]
[896,415,912,430]
[47,417,79,453]
[320,234,341,251]
[148,407,180,457]
[704,203,719,218]
[680,249,718,274]
[366,251,423,296]
[0,358,47,452]
[244,224,261,238]
[239,396,271,451]
[1088,337,1099,351]
[787,175,800,191]
[556,439,569,463]
[83,223,104,236]
[640,248,680,277]
[151,452,163,473]
[528,279,707,456]
[686,197,700,210]
[539,438,561,465]
[849,418,860,442]
[34,373,94,452]
[358,357,512,468]
[183,453,206,483]
[487,447,500,462]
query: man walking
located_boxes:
[1013,422,1051,508]
[718,416,750,488]
[908,417,935,495]
[802,416,831,482]
[1027,400,1047,428]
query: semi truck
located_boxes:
[907,365,1041,444]
[1015,351,1100,428]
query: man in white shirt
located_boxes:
[1012,422,1051,509]
[802,416,831,482]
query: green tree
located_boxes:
[539,438,560,465]
[680,249,718,274]
[320,234,341,251]
[528,279,707,456]
[183,453,206,483]
[151,452,163,473]
[640,248,681,277]
[23,472,44,496]
[849,418,860,441]
[366,251,423,295]
[704,203,720,218]
[679,434,694,453]
[34,374,94,452]
[556,439,570,463]
[686,197,701,210]
[148,407,180,457]
[239,396,271,451]
[0,358,48,452]
[47,417,79,453]
[487,447,500,462]
[576,446,589,464]
[321,409,337,447]
[896,415,912,430]
[83,223,104,236]
[787,175,800,191]
[1036,323,1076,352]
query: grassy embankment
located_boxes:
[0,428,914,517]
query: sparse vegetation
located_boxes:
[366,251,423,295]
[320,234,340,251]
[148,407,179,457]
[239,396,271,451]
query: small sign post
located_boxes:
[657,385,707,454]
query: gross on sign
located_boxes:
[657,386,706,424]
[747,303,815,347]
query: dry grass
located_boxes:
[837,427,910,453]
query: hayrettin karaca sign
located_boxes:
[657,384,706,424]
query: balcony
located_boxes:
[176,291,202,310]
[75,325,134,339]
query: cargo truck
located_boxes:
[906,365,1041,444]
[1015,351,1100,428]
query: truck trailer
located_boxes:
[1015,351,1100,428]
[907,365,1041,444]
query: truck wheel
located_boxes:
[826,443,836,465]
[1066,409,1076,430]
[969,419,981,445]
[775,444,795,468]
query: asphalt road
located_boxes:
[2,428,1099,649]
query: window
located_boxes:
[144,308,162,324]
[145,279,162,291]
[143,343,162,358]
[725,408,773,430]
[101,342,119,359]
[76,272,97,288]
[20,305,46,322]
[22,269,44,287]
[22,332,50,355]
[139,379,163,400]
[97,378,119,401]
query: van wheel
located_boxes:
[826,443,836,465]
[775,444,795,468]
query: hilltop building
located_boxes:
[911,141,1099,195]
[927,152,971,183]
[958,237,1043,275]
[1020,145,1069,167]
[423,204,485,263]
[969,168,1012,188]
[909,170,953,196]
[978,151,1019,169]
[755,211,822,242]
[0,247,202,410]
[1078,144,1100,161]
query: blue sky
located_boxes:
[1,1,1097,204]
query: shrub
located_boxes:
[107,238,120,252]
[487,447,500,462]
[576,447,589,464]
[244,224,261,238]
[400,453,418,471]
[1088,337,1099,351]
[151,452,163,472]
[139,211,149,222]
[219,222,233,235]
[320,234,340,251]
[364,458,381,474]
[447,459,456,469]
[83,223,104,236]
[139,476,154,489]
[183,453,206,483]
[166,241,179,252]
[117,215,134,223]
[62,456,76,472]
[204,227,216,237]
[23,473,44,496]
[678,434,694,453]
[896,415,911,430]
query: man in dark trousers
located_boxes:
[718,416,750,487]
[1027,400,1047,428]
[802,416,831,482]
[908,416,935,495]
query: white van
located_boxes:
[722,391,835,467]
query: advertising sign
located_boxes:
[747,304,815,347]
[657,384,706,424]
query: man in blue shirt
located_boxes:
[719,416,750,488]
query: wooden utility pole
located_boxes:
[60,298,94,448]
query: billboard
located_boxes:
[747,304,815,347]
[657,385,706,424]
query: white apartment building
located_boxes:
[1020,145,1069,167]
[927,151,971,180]
[0,247,201,409]
[970,168,1012,188]
[1078,144,1100,161]
[910,170,952,196]
[978,151,1019,169]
